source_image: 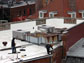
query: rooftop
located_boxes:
[0,39,62,63]
[0,0,35,8]
[67,38,84,58]
[0,19,65,63]
[0,18,83,63]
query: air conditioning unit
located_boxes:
[0,20,8,23]
[47,27,55,33]
[13,30,30,40]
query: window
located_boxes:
[29,8,32,15]
[79,10,84,18]
[68,11,76,18]
[39,12,44,18]
[82,12,84,18]
[40,13,43,18]
[39,10,47,18]
[49,13,54,18]
[24,9,26,16]
[71,13,76,18]
[49,11,57,18]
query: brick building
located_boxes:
[62,22,84,57]
[0,0,35,22]
[0,19,84,63]
[29,0,84,19]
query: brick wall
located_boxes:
[63,22,84,56]
[10,4,35,21]
[52,46,63,63]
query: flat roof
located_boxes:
[0,1,35,8]
[0,39,62,63]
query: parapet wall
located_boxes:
[63,22,84,56]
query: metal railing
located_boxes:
[0,23,10,31]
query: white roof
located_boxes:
[0,18,83,63]
[0,39,62,63]
[0,20,63,63]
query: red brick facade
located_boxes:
[0,2,35,22]
[30,0,84,19]
[10,4,35,22]
[52,47,63,63]
[63,22,84,56]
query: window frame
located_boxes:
[49,12,54,18]
[39,11,44,18]
[82,12,84,18]
[71,13,76,18]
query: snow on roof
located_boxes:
[10,1,27,8]
[0,40,62,63]
[0,20,64,63]
[0,18,83,62]
[67,38,84,58]
[0,0,35,8]
[38,24,54,29]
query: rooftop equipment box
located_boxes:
[13,30,30,40]
[38,25,55,33]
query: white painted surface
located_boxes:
[11,21,37,32]
[0,18,83,63]
[0,43,47,63]
[77,19,84,24]
[0,18,83,49]
[46,18,74,28]
[0,21,37,49]
[0,41,62,63]
[46,18,84,28]
[0,18,83,48]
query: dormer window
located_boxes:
[49,11,58,18]
[82,13,84,18]
[68,11,76,18]
[39,10,47,18]
[79,10,84,18]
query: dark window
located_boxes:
[24,9,26,16]
[18,10,21,16]
[29,8,32,15]
[40,12,43,18]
